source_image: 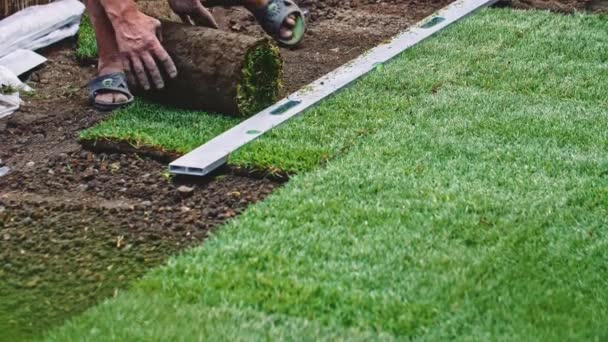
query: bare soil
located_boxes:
[1,0,603,340]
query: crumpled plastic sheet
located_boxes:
[0,0,85,59]
[0,65,32,119]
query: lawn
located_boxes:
[48,8,608,340]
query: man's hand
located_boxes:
[169,0,218,28]
[102,0,177,90]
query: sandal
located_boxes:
[252,0,306,46]
[88,72,134,111]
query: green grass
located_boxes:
[75,14,98,61]
[48,8,608,340]
[237,43,283,116]
[80,100,239,153]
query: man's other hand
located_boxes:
[169,0,218,28]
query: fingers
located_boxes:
[153,18,164,43]
[141,52,164,89]
[121,56,136,86]
[120,19,177,90]
[192,4,219,28]
[128,49,175,91]
[130,55,150,90]
[153,43,178,79]
[178,14,194,26]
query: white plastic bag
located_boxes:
[0,65,32,119]
[0,0,85,58]
[0,49,47,76]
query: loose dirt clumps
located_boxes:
[0,151,278,339]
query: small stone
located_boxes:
[26,161,35,167]
[180,206,191,212]
[48,169,55,175]
[24,276,41,288]
[78,184,89,192]
[141,201,152,207]
[0,167,9,177]
[177,185,194,194]
[3,234,10,241]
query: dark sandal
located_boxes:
[252,0,306,46]
[88,72,134,112]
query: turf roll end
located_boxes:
[145,21,283,117]
[237,42,282,116]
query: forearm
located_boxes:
[99,0,140,25]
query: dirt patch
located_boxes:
[0,150,278,340]
[0,43,280,341]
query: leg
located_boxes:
[84,0,129,105]
[244,0,297,40]
[201,0,300,43]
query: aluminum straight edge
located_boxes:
[169,0,498,176]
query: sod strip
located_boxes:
[48,9,608,340]
[80,100,239,154]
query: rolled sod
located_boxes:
[149,21,283,117]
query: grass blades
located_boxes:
[237,43,283,116]
[75,14,98,61]
[50,8,608,340]
[80,100,239,153]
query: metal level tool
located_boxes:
[169,0,498,176]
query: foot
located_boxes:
[94,65,129,106]
[243,0,297,40]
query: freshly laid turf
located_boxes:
[75,15,98,61]
[50,9,608,340]
[80,100,239,153]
